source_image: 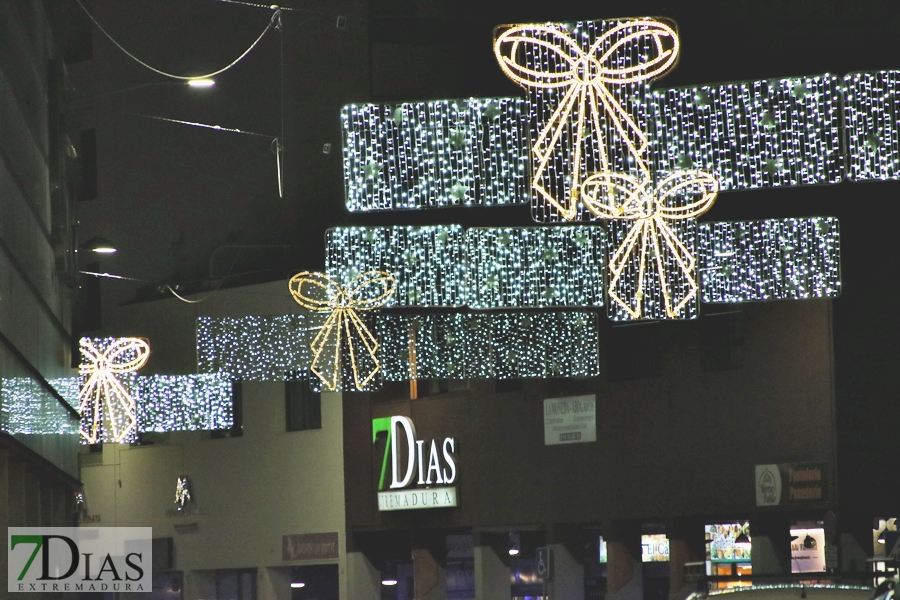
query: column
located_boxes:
[668,517,705,600]
[606,520,643,600]
[346,551,380,600]
[413,547,446,600]
[259,567,292,600]
[839,512,873,573]
[750,512,791,574]
[546,543,584,600]
[473,533,510,600]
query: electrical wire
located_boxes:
[138,114,276,139]
[76,0,281,81]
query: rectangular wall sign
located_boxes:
[378,487,458,511]
[544,395,597,445]
[281,532,339,561]
[755,461,828,506]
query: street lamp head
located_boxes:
[187,78,215,88]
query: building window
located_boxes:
[216,569,256,600]
[607,323,661,381]
[211,380,243,438]
[285,372,321,432]
[700,311,744,371]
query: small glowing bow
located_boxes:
[78,337,150,444]
[494,19,679,220]
[289,271,396,391]
[581,170,718,319]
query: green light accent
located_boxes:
[372,417,392,491]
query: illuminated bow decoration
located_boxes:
[494,19,679,220]
[289,271,396,391]
[582,170,718,319]
[78,337,150,444]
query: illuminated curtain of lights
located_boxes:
[652,76,844,190]
[465,226,605,308]
[197,314,316,380]
[136,374,233,432]
[376,312,600,380]
[325,226,467,307]
[699,217,841,303]
[844,71,900,181]
[341,98,530,211]
[0,377,79,435]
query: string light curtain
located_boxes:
[699,217,841,303]
[844,71,900,181]
[341,98,530,211]
[652,76,843,190]
[0,378,80,435]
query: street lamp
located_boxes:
[80,236,117,254]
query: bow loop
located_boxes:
[289,271,346,311]
[654,171,719,220]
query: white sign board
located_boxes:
[544,395,596,445]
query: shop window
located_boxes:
[211,380,243,438]
[607,323,660,381]
[216,569,256,600]
[285,371,321,432]
[700,311,744,371]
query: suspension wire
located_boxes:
[202,0,306,12]
[278,8,286,198]
[76,0,281,80]
[138,114,276,139]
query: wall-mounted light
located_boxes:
[381,563,398,586]
[509,532,521,556]
[80,236,117,254]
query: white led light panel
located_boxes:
[653,76,844,190]
[376,312,599,380]
[699,217,841,303]
[0,377,79,435]
[137,374,233,432]
[465,226,605,308]
[341,98,530,211]
[844,71,900,181]
[197,315,315,380]
[325,226,466,307]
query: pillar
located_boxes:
[668,517,705,600]
[750,512,791,574]
[840,512,874,573]
[606,520,643,600]
[413,547,446,600]
[184,570,217,600]
[473,534,509,600]
[546,543,584,600]
[259,567,292,600]
[346,551,380,600]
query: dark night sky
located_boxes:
[64,0,900,511]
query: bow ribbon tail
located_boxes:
[345,308,380,391]
[654,217,699,318]
[102,373,138,443]
[79,372,103,444]
[594,82,650,175]
[310,309,343,391]
[532,84,584,219]
[608,219,651,320]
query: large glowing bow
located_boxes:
[582,170,718,319]
[289,271,396,391]
[494,19,679,220]
[79,337,150,444]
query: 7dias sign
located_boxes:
[8,527,152,593]
[372,416,458,511]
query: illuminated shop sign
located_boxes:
[755,462,828,506]
[641,534,670,562]
[372,416,458,511]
